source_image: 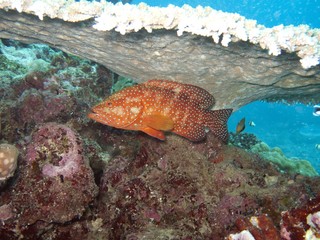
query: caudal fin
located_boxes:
[205,109,233,143]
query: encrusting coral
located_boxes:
[228,194,320,239]
[229,133,319,177]
[26,123,90,178]
[229,214,281,239]
[84,131,320,239]
[0,123,98,228]
[229,132,261,150]
[280,194,320,239]
[251,142,318,177]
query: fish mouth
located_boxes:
[87,107,106,123]
[87,110,102,123]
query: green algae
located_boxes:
[0,40,100,83]
[0,40,55,76]
[111,76,136,93]
[0,54,27,80]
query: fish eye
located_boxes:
[106,102,112,107]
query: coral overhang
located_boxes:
[0,1,320,109]
[1,1,319,69]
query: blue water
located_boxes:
[131,0,320,172]
[228,102,320,172]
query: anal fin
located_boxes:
[173,123,206,142]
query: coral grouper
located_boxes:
[88,80,232,142]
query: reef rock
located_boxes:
[0,122,320,239]
[0,123,98,237]
[89,131,320,239]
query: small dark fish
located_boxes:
[236,117,246,134]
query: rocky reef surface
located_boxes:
[0,41,320,239]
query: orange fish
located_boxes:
[88,80,232,142]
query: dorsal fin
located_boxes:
[143,80,215,109]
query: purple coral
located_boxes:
[4,122,98,225]
[26,122,83,178]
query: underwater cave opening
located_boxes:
[229,101,320,174]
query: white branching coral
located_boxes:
[1,0,105,21]
[1,0,319,69]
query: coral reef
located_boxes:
[251,142,318,177]
[0,39,57,76]
[86,132,320,239]
[0,204,14,222]
[229,194,320,239]
[230,214,281,239]
[306,211,320,239]
[229,132,261,150]
[110,75,136,93]
[229,133,319,177]
[2,110,319,239]
[228,230,255,240]
[280,194,320,239]
[26,123,87,178]
[0,39,320,239]
[0,122,98,236]
[0,40,111,141]
[95,4,319,69]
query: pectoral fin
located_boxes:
[144,114,174,131]
[141,126,165,140]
